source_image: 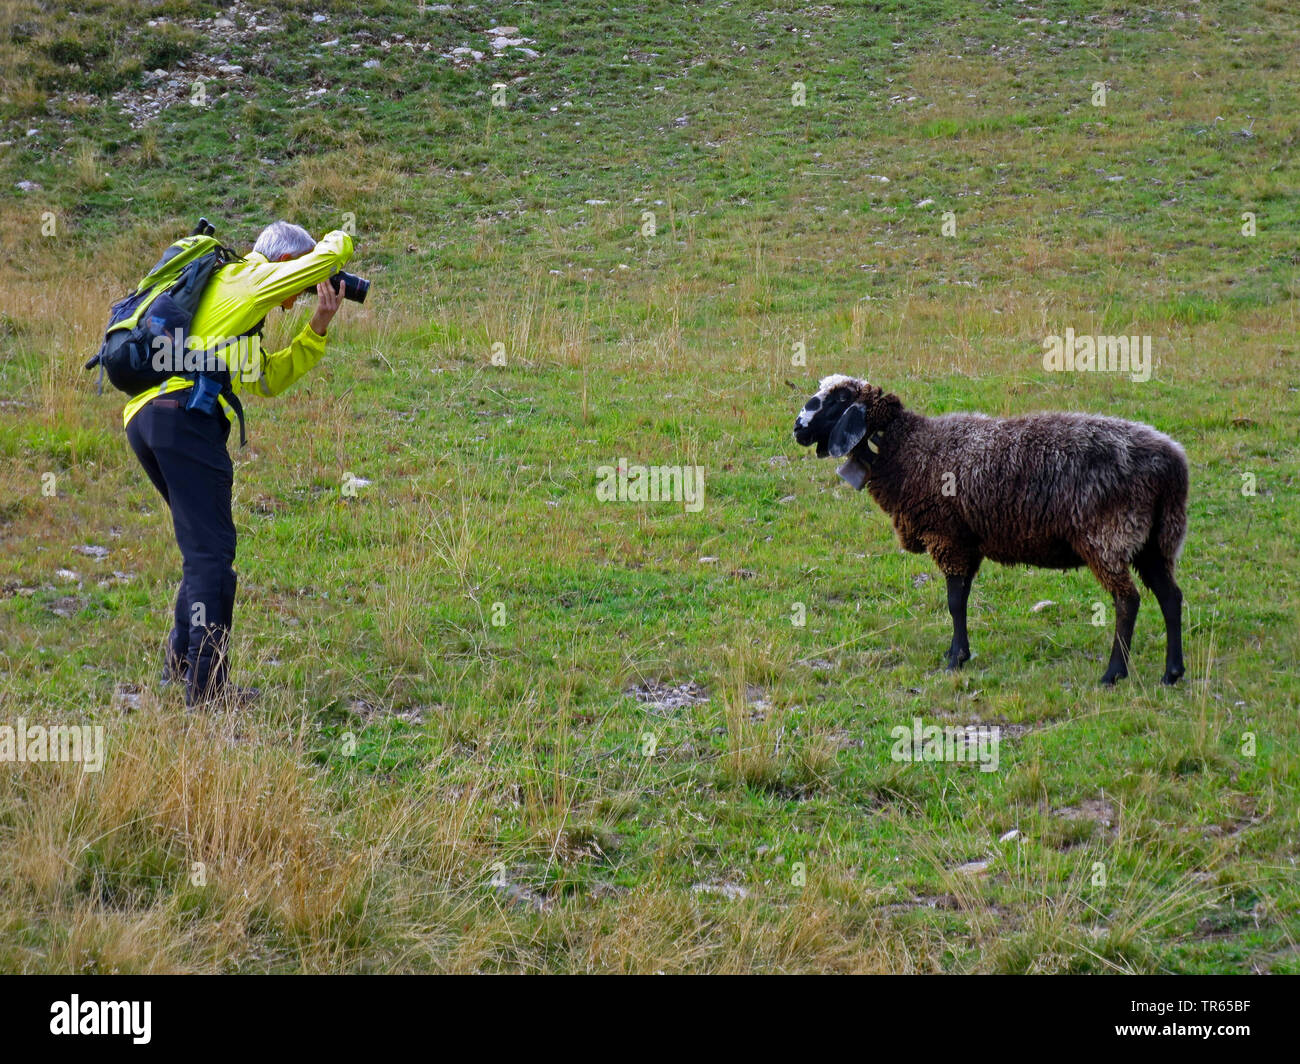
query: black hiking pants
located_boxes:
[125,395,236,706]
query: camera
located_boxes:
[329,271,370,304]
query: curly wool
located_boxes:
[866,406,1188,581]
[793,376,1189,683]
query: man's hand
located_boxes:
[309,278,344,336]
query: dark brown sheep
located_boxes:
[793,375,1188,685]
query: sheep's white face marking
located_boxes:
[795,399,819,428]
[794,374,868,455]
[816,373,859,394]
[796,374,863,427]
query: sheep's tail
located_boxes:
[1149,439,1189,568]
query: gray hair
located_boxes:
[252,220,316,261]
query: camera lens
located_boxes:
[329,271,370,304]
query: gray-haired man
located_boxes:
[123,222,354,707]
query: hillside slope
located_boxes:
[0,0,1296,973]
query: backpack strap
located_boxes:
[223,314,263,447]
[224,388,248,448]
[182,313,263,447]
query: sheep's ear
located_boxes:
[828,403,868,457]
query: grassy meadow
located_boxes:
[0,0,1297,973]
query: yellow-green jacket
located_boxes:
[122,230,354,428]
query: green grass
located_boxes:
[0,0,1297,973]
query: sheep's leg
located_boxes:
[1079,546,1142,685]
[1097,577,1140,686]
[944,573,974,670]
[1136,554,1185,684]
[929,542,980,671]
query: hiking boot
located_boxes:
[187,683,262,712]
[161,654,188,688]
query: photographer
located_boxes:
[124,221,355,708]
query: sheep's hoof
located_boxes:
[1099,670,1127,686]
[944,647,971,671]
[1161,667,1184,685]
